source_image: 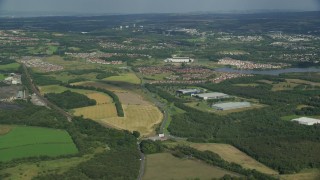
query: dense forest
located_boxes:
[45,90,96,109]
[147,75,320,174]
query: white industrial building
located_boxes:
[164,57,194,63]
[212,102,251,111]
[176,89,201,95]
[194,92,230,100]
[291,117,320,126]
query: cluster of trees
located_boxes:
[140,140,164,154]
[147,78,320,173]
[45,90,96,109]
[66,85,124,117]
[31,73,62,86]
[0,101,140,179]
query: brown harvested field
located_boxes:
[143,153,240,180]
[281,169,320,180]
[0,125,12,136]
[189,143,278,175]
[86,93,113,104]
[116,92,149,105]
[73,104,118,119]
[99,105,162,136]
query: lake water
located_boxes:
[215,67,320,76]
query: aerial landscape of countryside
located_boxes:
[1,0,320,180]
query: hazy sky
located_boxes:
[0,0,320,14]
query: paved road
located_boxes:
[137,143,145,180]
[22,64,73,121]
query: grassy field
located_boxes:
[99,105,162,136]
[73,104,118,119]
[0,63,20,71]
[143,153,240,180]
[49,72,97,83]
[0,126,78,162]
[104,73,141,85]
[188,143,278,175]
[0,74,6,80]
[271,79,320,91]
[0,147,105,180]
[39,85,95,95]
[74,81,126,92]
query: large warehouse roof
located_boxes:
[292,117,320,126]
[212,102,251,111]
[195,92,229,99]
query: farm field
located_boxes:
[73,103,118,119]
[104,73,141,85]
[99,104,162,136]
[280,169,320,180]
[143,153,240,180]
[0,126,78,162]
[0,145,107,180]
[0,63,20,71]
[39,85,95,95]
[0,74,5,80]
[74,81,126,92]
[116,91,150,105]
[50,72,98,83]
[188,143,278,175]
[271,79,320,91]
[0,155,91,180]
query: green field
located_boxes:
[143,153,240,180]
[0,63,20,71]
[104,73,141,84]
[0,126,78,162]
[0,74,6,80]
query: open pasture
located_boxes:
[99,105,162,136]
[73,103,118,119]
[74,81,126,92]
[0,63,20,71]
[0,74,6,80]
[0,126,78,162]
[104,73,141,85]
[143,153,240,180]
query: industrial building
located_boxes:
[212,102,251,111]
[164,57,194,63]
[176,89,201,95]
[291,117,320,126]
[194,92,230,100]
